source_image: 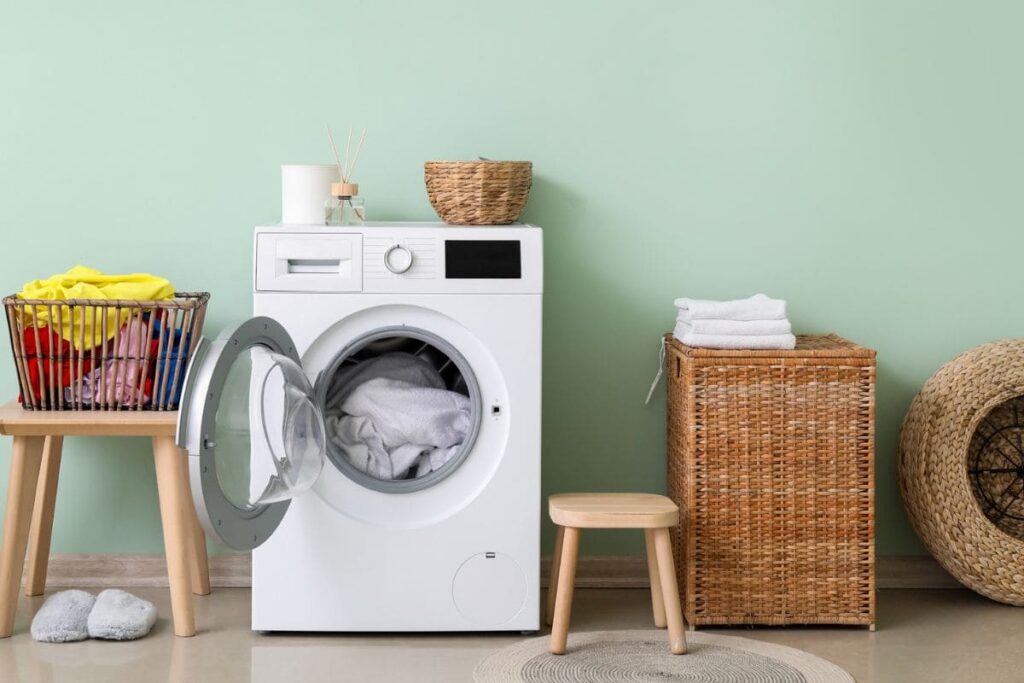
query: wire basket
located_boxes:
[424,160,532,225]
[3,292,209,411]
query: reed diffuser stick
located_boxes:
[342,126,353,181]
[326,124,365,183]
[327,125,345,181]
[346,128,367,182]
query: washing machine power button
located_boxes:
[384,245,414,274]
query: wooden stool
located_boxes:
[546,493,686,655]
[0,401,209,638]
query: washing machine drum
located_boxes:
[175,317,482,550]
[315,328,482,494]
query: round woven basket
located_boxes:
[899,339,1024,605]
[424,160,532,225]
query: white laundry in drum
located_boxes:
[324,353,471,480]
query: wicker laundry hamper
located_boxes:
[899,339,1024,605]
[666,334,876,628]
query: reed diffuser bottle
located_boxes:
[326,182,365,225]
[325,125,367,226]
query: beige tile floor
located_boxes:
[0,588,1020,682]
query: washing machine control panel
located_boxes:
[361,226,542,294]
[255,224,542,294]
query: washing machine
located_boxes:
[175,223,542,632]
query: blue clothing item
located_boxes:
[150,317,191,407]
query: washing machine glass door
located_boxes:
[176,317,326,550]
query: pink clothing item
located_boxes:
[65,319,153,406]
[104,318,152,406]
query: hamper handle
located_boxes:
[644,337,667,405]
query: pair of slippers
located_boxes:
[31,589,157,643]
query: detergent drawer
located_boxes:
[255,232,363,292]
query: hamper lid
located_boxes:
[664,333,875,358]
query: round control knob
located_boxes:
[384,245,414,274]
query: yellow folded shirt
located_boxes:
[17,266,175,350]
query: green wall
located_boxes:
[3,0,1022,558]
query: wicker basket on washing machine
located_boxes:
[424,160,532,225]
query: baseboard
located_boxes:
[39,553,252,589]
[541,555,651,588]
[875,555,961,589]
[540,555,962,590]
[37,553,960,590]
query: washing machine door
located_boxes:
[176,317,327,550]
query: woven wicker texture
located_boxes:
[899,340,1024,605]
[4,293,209,411]
[424,160,532,225]
[665,334,876,628]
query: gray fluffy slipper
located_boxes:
[30,590,96,643]
[86,589,157,640]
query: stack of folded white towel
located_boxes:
[673,294,796,350]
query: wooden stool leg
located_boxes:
[186,497,210,596]
[644,528,667,628]
[0,436,46,637]
[545,525,565,626]
[153,436,196,637]
[653,527,686,654]
[549,527,580,655]
[25,436,63,597]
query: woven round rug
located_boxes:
[474,630,854,683]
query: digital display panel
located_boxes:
[445,240,522,279]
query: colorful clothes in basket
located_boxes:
[150,317,191,407]
[62,318,154,406]
[17,266,174,350]
[20,325,93,403]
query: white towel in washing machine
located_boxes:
[323,352,446,413]
[327,377,471,480]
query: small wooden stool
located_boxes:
[546,493,686,655]
[0,401,209,638]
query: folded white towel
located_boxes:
[673,323,796,350]
[674,318,792,336]
[675,294,787,322]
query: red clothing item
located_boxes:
[20,325,93,403]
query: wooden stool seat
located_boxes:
[0,401,208,638]
[546,492,686,656]
[549,493,679,529]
